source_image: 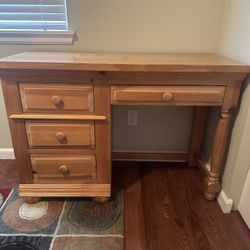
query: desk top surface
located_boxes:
[0,52,249,73]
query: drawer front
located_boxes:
[111,85,225,106]
[26,122,95,148]
[20,83,94,113]
[31,154,96,182]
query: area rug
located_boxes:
[0,189,124,250]
[0,189,12,209]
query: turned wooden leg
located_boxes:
[92,197,109,203]
[204,110,231,200]
[188,107,208,167]
[23,197,42,204]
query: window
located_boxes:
[0,0,74,44]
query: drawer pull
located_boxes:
[162,92,173,102]
[58,165,70,176]
[51,95,62,106]
[56,132,66,143]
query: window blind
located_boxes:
[0,0,68,31]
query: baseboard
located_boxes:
[112,151,188,162]
[0,148,15,159]
[2,149,188,162]
[217,190,233,213]
[1,148,187,162]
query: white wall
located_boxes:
[0,0,226,151]
[113,106,193,152]
[219,0,250,63]
[218,0,250,208]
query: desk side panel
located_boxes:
[1,77,33,183]
[94,81,112,184]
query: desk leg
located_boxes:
[204,110,231,200]
[188,107,208,167]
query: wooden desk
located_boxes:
[0,52,249,203]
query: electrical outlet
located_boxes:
[128,110,138,126]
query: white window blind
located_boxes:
[0,0,68,31]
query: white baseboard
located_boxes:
[0,148,15,159]
[217,190,233,213]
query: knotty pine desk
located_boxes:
[0,52,249,203]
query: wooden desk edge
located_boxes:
[19,184,111,197]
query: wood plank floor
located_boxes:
[0,160,250,250]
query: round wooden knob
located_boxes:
[162,92,173,102]
[56,132,66,142]
[59,165,69,176]
[51,95,62,105]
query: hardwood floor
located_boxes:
[0,160,249,250]
[112,161,250,250]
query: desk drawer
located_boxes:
[26,122,95,148]
[20,83,94,113]
[31,154,96,182]
[111,85,225,106]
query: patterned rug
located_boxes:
[0,189,12,209]
[0,189,124,250]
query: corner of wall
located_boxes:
[222,79,250,208]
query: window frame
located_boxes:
[0,0,74,45]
